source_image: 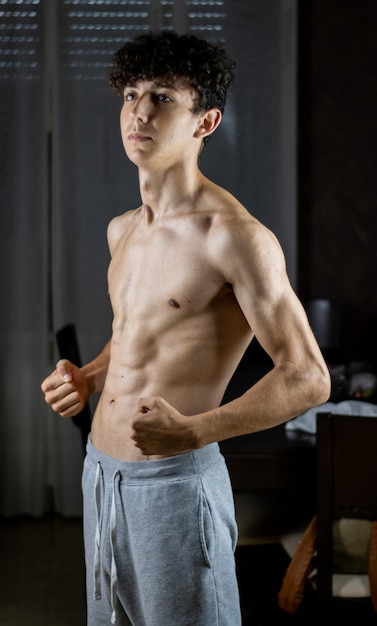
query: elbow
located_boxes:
[280,354,331,413]
[302,360,331,408]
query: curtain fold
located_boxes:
[0,79,50,516]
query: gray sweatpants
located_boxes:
[82,438,241,626]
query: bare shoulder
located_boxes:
[206,186,304,348]
[107,207,141,256]
[207,186,286,289]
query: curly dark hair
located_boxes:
[108,30,236,116]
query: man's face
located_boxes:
[120,79,204,168]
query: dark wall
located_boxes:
[298,0,377,362]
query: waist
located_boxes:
[97,381,224,421]
[85,436,223,482]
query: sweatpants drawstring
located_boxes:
[93,462,121,624]
[110,470,120,625]
[94,462,102,601]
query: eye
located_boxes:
[157,93,172,103]
[123,91,136,102]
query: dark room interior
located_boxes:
[1,1,377,625]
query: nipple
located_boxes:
[168,299,180,309]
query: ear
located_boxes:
[194,108,222,140]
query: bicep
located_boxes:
[224,226,318,367]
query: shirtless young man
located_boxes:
[41,31,330,626]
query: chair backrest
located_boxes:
[316,412,377,621]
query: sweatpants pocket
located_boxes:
[198,486,215,567]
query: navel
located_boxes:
[168,298,180,309]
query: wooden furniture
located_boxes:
[220,424,316,497]
[220,425,317,544]
[316,412,377,623]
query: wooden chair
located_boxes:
[316,411,377,622]
[281,412,377,623]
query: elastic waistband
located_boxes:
[85,437,222,483]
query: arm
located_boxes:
[41,341,111,417]
[195,219,331,442]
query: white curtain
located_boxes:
[0,0,296,517]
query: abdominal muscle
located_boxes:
[89,330,240,462]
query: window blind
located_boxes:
[59,0,226,80]
[0,0,43,79]
[0,0,227,80]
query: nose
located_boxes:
[130,93,152,124]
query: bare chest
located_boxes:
[108,221,220,321]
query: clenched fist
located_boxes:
[131,396,198,456]
[41,359,90,417]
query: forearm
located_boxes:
[81,340,111,396]
[194,360,331,446]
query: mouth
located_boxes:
[127,133,152,142]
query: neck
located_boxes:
[138,161,204,217]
